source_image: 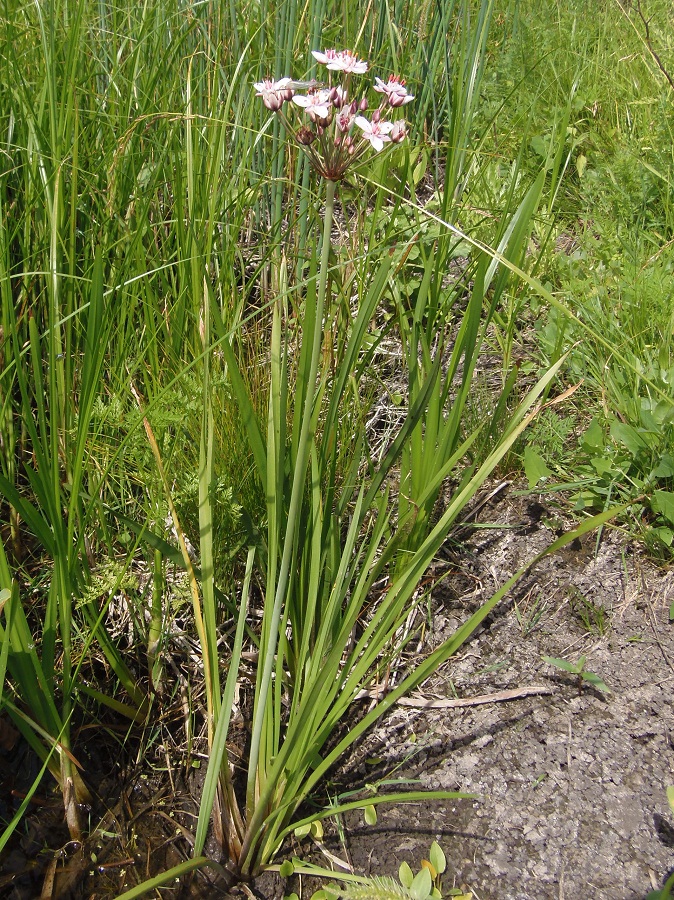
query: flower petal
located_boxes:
[312,49,337,66]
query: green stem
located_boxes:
[241,178,336,872]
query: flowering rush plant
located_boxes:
[254,49,413,181]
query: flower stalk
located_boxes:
[243,176,336,863]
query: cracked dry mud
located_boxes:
[322,492,674,900]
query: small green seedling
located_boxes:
[543,655,611,695]
[400,842,471,899]
[399,841,447,899]
[293,819,324,841]
[567,585,610,635]
[300,842,472,900]
[514,591,547,636]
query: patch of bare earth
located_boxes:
[319,489,674,900]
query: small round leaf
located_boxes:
[399,861,414,888]
[429,841,446,875]
[410,866,432,900]
[363,805,377,826]
[421,860,437,880]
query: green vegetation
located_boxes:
[487,0,674,550]
[542,654,611,695]
[278,839,475,900]
[0,0,671,895]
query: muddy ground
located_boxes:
[313,490,674,900]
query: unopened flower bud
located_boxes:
[359,97,368,112]
[330,86,348,108]
[372,109,381,123]
[296,126,316,145]
[390,120,407,143]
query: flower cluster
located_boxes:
[254,49,413,181]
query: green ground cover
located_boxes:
[0,0,671,894]
[487,0,674,552]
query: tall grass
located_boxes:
[482,0,674,548]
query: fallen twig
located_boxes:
[356,684,553,708]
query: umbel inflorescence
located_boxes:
[254,49,413,181]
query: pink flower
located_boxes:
[312,49,368,74]
[354,115,393,151]
[336,103,356,133]
[293,88,333,122]
[254,77,294,111]
[373,76,414,108]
